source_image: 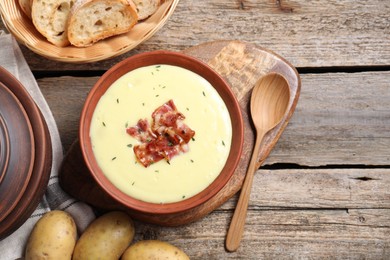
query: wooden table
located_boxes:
[1,1,389,259]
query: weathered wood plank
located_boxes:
[229,168,390,209]
[266,71,390,166]
[37,76,97,150]
[2,0,390,70]
[38,71,390,166]
[131,208,390,259]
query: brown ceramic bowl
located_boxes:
[0,66,52,240]
[80,50,244,215]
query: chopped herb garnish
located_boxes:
[102,122,106,127]
[191,137,195,141]
[116,98,119,103]
[112,157,117,161]
[190,159,194,163]
[155,170,159,173]
[151,72,154,75]
[142,102,145,106]
[167,161,171,165]
[127,144,133,148]
[186,107,190,111]
[156,65,161,68]
[125,122,129,128]
[182,195,186,199]
[222,140,225,146]
[155,94,159,97]
[132,182,135,186]
[202,91,206,97]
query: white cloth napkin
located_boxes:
[0,32,95,260]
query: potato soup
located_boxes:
[90,65,232,203]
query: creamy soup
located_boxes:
[90,65,232,203]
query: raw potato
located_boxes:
[121,240,190,260]
[25,210,77,260]
[72,211,135,260]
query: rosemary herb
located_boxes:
[102,122,106,127]
[112,157,117,161]
[222,140,225,146]
[202,91,206,97]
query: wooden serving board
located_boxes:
[59,40,301,226]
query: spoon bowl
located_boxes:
[251,74,291,132]
[225,72,290,252]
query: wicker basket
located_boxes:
[0,0,179,63]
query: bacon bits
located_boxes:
[126,100,195,167]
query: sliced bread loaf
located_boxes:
[131,0,162,20]
[31,0,75,47]
[67,0,138,47]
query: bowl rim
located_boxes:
[79,50,244,214]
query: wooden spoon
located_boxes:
[225,73,290,252]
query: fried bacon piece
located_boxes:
[127,100,195,167]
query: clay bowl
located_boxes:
[79,50,244,215]
[0,81,35,223]
[0,66,52,240]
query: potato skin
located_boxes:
[121,240,190,260]
[72,211,135,260]
[25,210,77,260]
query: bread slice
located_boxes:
[67,0,138,47]
[131,0,162,20]
[19,0,33,18]
[31,0,75,47]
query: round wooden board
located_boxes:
[59,40,301,226]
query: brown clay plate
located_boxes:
[0,66,52,240]
[0,81,35,223]
[59,40,301,226]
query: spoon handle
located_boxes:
[225,131,265,252]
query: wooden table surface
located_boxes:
[1,1,390,259]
